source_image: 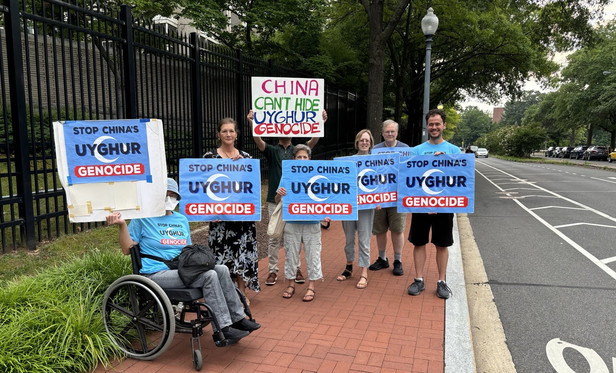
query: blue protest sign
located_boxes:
[397,154,475,213]
[179,158,261,221]
[62,119,151,185]
[371,146,413,164]
[336,153,399,209]
[281,160,357,221]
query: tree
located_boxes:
[359,0,411,139]
[450,107,493,147]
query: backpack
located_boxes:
[177,244,217,287]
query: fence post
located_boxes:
[235,49,244,151]
[190,33,203,158]
[120,5,137,118]
[4,0,36,250]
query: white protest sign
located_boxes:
[53,119,167,222]
[251,77,325,137]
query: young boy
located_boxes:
[275,144,330,302]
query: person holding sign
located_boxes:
[247,109,328,287]
[370,120,410,276]
[338,129,380,289]
[275,145,330,302]
[106,178,260,343]
[407,109,461,299]
[203,118,261,301]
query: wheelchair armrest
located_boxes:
[129,244,142,275]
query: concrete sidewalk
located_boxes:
[97,216,473,372]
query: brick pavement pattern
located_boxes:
[97,217,445,373]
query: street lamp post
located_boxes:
[421,7,439,143]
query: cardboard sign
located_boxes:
[281,160,357,221]
[251,77,325,137]
[179,158,261,222]
[53,119,167,222]
[397,154,475,213]
[335,153,399,209]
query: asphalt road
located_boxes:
[469,157,616,373]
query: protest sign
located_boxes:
[335,153,399,209]
[371,146,413,164]
[281,160,357,221]
[251,77,325,137]
[179,158,261,222]
[53,119,167,222]
[397,154,475,213]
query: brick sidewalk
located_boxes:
[97,217,445,373]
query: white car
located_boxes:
[475,148,489,158]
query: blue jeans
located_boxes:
[147,265,245,330]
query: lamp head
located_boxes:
[421,7,439,36]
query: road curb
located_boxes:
[444,215,476,372]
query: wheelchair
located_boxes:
[102,245,254,371]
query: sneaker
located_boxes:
[232,318,261,333]
[436,281,453,299]
[369,257,389,271]
[221,326,249,344]
[407,278,425,296]
[295,268,306,283]
[265,272,277,286]
[392,260,404,276]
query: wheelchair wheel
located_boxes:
[193,349,203,371]
[102,275,175,360]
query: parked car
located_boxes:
[559,146,574,158]
[475,148,489,158]
[583,145,609,161]
[569,145,588,159]
[608,150,616,163]
[545,146,555,157]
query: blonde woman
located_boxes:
[338,129,379,289]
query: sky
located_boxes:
[460,1,616,115]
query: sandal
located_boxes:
[336,264,353,281]
[302,288,315,302]
[356,276,368,289]
[282,285,295,299]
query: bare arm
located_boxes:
[247,110,266,152]
[106,212,137,255]
[307,110,327,149]
[275,186,286,204]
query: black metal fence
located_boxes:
[0,0,365,252]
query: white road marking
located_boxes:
[477,164,616,281]
[530,206,587,211]
[554,222,616,229]
[591,176,616,185]
[600,256,616,264]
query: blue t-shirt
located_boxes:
[128,211,192,274]
[411,140,461,155]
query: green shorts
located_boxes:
[371,207,407,234]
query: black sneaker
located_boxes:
[407,278,425,295]
[436,281,453,299]
[232,318,261,333]
[392,260,403,276]
[369,257,389,271]
[221,326,249,344]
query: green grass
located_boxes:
[0,248,130,372]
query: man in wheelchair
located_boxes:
[106,178,260,345]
